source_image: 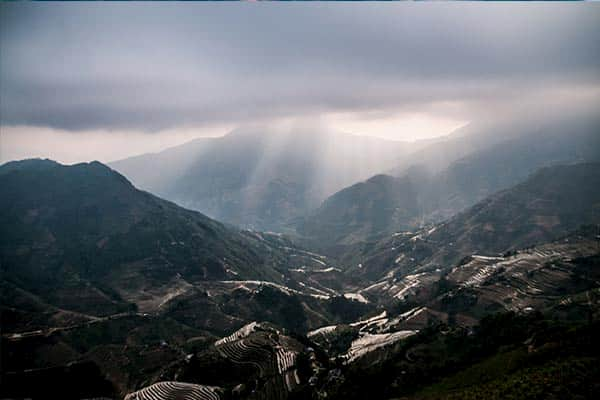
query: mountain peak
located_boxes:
[0,158,59,172]
[1,158,135,189]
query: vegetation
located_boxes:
[324,312,600,399]
[2,159,600,399]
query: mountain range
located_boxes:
[300,109,600,249]
[343,162,600,283]
[2,110,600,399]
[110,129,415,232]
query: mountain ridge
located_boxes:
[109,129,416,231]
[300,111,600,248]
[350,162,600,281]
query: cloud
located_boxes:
[1,2,600,132]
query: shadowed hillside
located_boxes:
[347,163,600,281]
[300,110,600,248]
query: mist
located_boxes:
[2,3,600,397]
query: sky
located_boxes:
[1,3,599,164]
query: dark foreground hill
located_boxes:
[0,159,283,317]
[0,159,372,398]
[4,229,597,400]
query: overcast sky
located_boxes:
[1,3,599,163]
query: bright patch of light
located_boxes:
[326,111,469,142]
[0,124,232,165]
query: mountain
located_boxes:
[388,103,600,178]
[0,159,268,333]
[2,160,599,400]
[0,159,370,328]
[352,162,600,281]
[421,120,600,222]
[299,174,420,247]
[307,228,600,400]
[110,129,414,231]
[6,230,597,399]
[0,159,374,398]
[300,110,600,248]
[0,159,280,292]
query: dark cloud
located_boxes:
[1,2,599,131]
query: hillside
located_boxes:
[350,163,600,280]
[5,229,597,399]
[299,174,420,246]
[110,129,413,231]
[0,159,282,292]
[309,229,600,400]
[0,160,369,330]
[301,112,600,248]
[422,123,600,222]
[3,161,599,399]
[0,159,374,398]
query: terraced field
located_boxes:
[124,381,222,400]
[304,232,600,367]
[214,323,303,394]
[306,309,426,364]
[343,330,417,363]
[440,235,600,318]
[359,270,442,304]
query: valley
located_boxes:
[2,156,599,399]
